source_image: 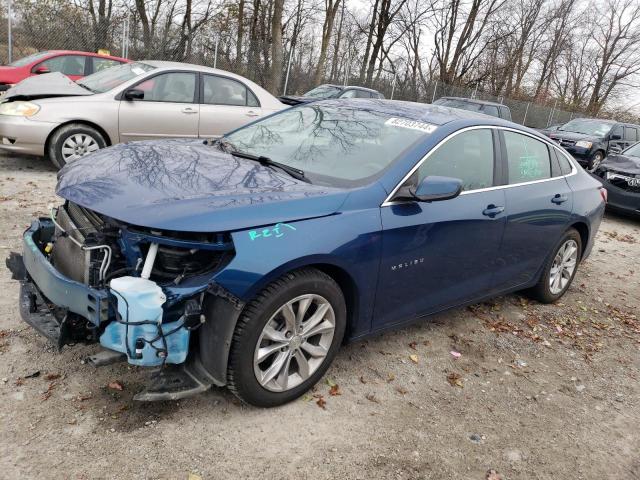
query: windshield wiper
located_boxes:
[230,150,309,183]
[77,83,95,93]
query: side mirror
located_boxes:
[395,176,463,202]
[33,66,50,75]
[123,88,144,101]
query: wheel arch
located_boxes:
[569,221,589,259]
[198,259,362,386]
[44,120,112,155]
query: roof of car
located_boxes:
[42,50,128,61]
[322,83,381,94]
[439,96,506,108]
[315,98,496,124]
[569,117,617,124]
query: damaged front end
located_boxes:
[593,154,640,216]
[7,201,237,400]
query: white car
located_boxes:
[0,61,285,168]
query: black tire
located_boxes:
[47,123,107,169]
[527,228,582,304]
[587,150,604,171]
[227,268,346,407]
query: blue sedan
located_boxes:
[8,99,606,407]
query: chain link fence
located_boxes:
[0,0,607,129]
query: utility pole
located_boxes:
[7,0,12,64]
[283,42,294,95]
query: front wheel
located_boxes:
[587,150,604,171]
[48,123,106,169]
[227,268,346,407]
[528,228,582,303]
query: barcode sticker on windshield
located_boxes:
[385,118,438,134]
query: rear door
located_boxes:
[118,71,199,142]
[198,74,262,138]
[493,130,573,292]
[375,128,506,328]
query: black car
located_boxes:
[593,142,640,217]
[432,96,512,121]
[280,84,384,105]
[545,118,640,170]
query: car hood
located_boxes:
[3,72,92,101]
[56,140,348,232]
[599,153,640,174]
[547,130,602,143]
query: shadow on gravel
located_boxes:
[0,152,56,173]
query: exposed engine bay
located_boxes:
[8,201,237,399]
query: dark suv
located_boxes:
[280,84,384,105]
[544,118,640,170]
[432,96,512,121]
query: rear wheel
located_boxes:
[48,123,106,169]
[528,228,582,303]
[227,268,346,407]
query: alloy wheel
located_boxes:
[253,294,336,392]
[549,239,578,294]
[61,134,100,163]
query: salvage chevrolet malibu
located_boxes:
[7,99,606,407]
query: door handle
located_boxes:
[182,107,197,114]
[551,194,568,204]
[482,204,505,218]
[246,110,260,117]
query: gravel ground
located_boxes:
[0,152,639,480]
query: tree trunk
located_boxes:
[267,0,285,93]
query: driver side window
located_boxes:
[417,129,495,192]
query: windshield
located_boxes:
[560,119,613,137]
[303,85,343,99]
[8,51,51,67]
[77,62,155,93]
[433,98,483,112]
[623,142,640,157]
[223,103,436,187]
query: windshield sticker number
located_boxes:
[249,223,296,241]
[385,118,437,134]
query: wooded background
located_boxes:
[2,0,640,126]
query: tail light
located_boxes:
[599,187,608,204]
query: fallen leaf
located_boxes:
[386,373,395,382]
[365,393,380,403]
[24,371,41,379]
[188,473,203,480]
[447,372,464,388]
[329,384,341,396]
[108,381,124,391]
[325,378,337,388]
[409,354,419,364]
[408,341,417,350]
[301,394,313,402]
[315,395,327,409]
[359,376,367,384]
[395,386,408,395]
[486,469,502,480]
[44,373,61,381]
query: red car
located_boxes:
[0,50,130,92]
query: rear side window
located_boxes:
[500,107,512,121]
[624,126,638,142]
[339,89,358,98]
[554,149,574,175]
[92,57,123,73]
[504,131,551,183]
[418,129,494,191]
[482,105,499,117]
[202,75,259,107]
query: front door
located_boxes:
[118,71,199,142]
[374,128,507,328]
[198,74,262,138]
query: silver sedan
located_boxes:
[0,60,285,168]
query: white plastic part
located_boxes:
[141,243,159,279]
